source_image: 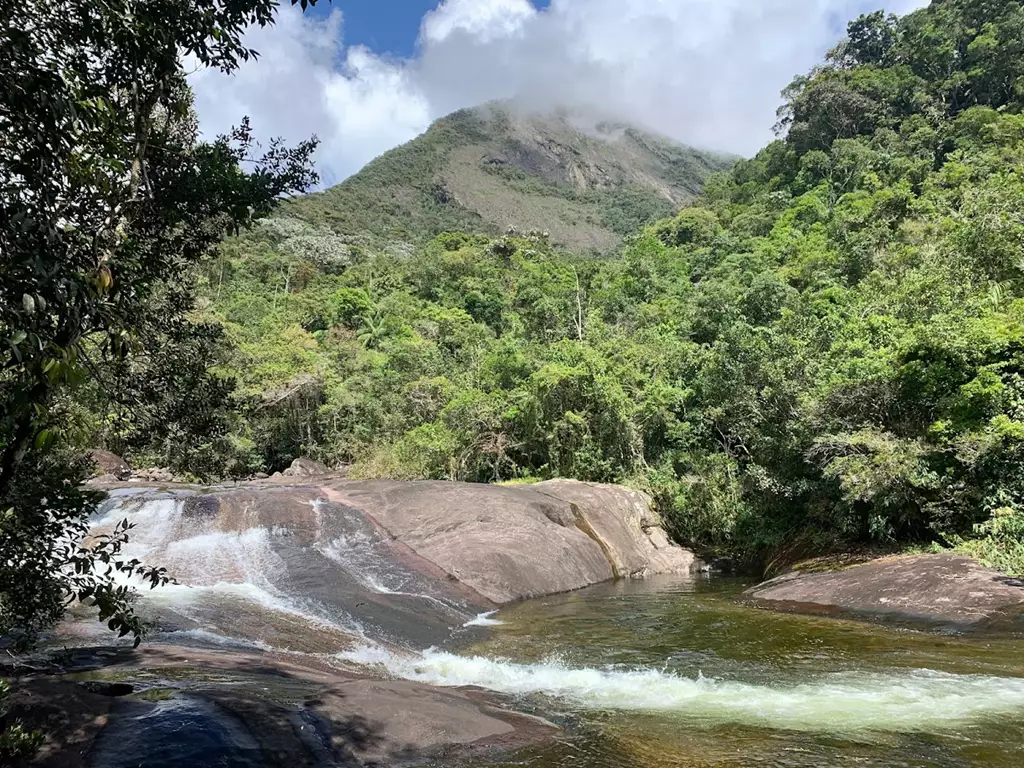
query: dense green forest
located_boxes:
[90,0,1024,574]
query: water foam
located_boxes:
[91,495,368,640]
[463,611,505,627]
[337,646,1024,733]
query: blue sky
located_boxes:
[191,0,931,184]
[307,0,439,57]
[309,0,553,57]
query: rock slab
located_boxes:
[3,646,557,768]
[746,554,1024,627]
[324,479,698,604]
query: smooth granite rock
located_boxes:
[87,450,131,481]
[323,479,699,603]
[745,554,1024,627]
[4,646,557,768]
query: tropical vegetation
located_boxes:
[144,0,1024,577]
[6,2,1024,704]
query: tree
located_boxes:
[829,11,899,68]
[0,0,325,655]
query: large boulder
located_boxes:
[88,449,131,480]
[323,479,699,603]
[282,457,330,477]
[745,554,1024,627]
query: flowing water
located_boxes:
[80,494,1024,767]
[422,578,1024,767]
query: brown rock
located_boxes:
[1,677,113,768]
[306,679,556,764]
[745,554,1024,626]
[283,457,330,477]
[87,449,131,481]
[324,479,698,603]
[33,645,557,768]
[533,479,698,578]
[85,479,698,649]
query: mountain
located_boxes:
[289,104,736,253]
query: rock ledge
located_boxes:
[745,554,1024,628]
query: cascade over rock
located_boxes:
[41,478,696,766]
[87,478,698,651]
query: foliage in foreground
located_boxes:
[0,680,42,762]
[0,0,320,652]
[167,0,1024,572]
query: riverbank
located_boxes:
[4,477,700,766]
[11,478,1024,767]
[9,570,1024,767]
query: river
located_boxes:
[422,576,1024,767]
[74,492,1024,767]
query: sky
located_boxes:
[189,0,931,188]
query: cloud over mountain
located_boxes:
[190,0,929,185]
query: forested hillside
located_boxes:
[287,104,733,253]
[95,0,1024,573]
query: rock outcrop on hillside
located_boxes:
[291,103,734,253]
[746,554,1024,628]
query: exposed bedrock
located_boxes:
[745,554,1024,629]
[90,479,699,650]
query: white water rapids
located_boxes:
[87,494,1024,737]
[338,645,1024,733]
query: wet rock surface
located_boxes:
[745,554,1024,627]
[89,479,699,644]
[4,646,557,768]
[24,478,696,767]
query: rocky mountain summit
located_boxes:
[290,103,734,253]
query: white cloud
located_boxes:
[189,8,429,186]
[422,0,536,44]
[189,0,931,185]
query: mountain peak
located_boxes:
[290,103,735,253]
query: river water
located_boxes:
[81,494,1024,767]
[420,577,1024,767]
